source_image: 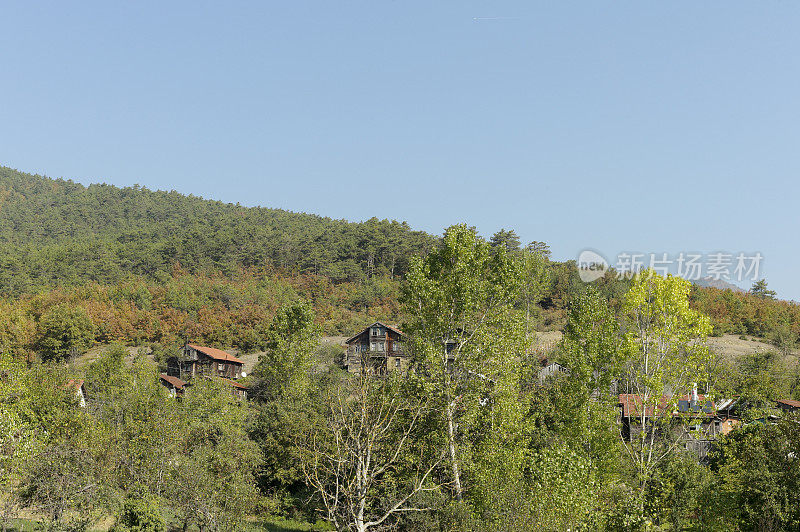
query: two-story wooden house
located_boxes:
[344,322,407,375]
[168,343,245,381]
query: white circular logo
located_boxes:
[577,249,609,282]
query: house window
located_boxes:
[371,342,377,351]
[395,342,402,354]
[395,357,401,368]
[218,363,225,371]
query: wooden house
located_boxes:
[619,392,739,461]
[160,373,188,398]
[536,352,569,385]
[776,399,800,413]
[168,343,244,381]
[344,322,407,375]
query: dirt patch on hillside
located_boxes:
[528,332,789,364]
[69,344,153,369]
[532,331,563,352]
[707,334,795,364]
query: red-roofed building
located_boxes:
[619,392,739,461]
[776,399,800,413]
[344,322,406,375]
[168,343,245,381]
[160,373,189,398]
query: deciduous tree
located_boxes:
[559,288,624,481]
[34,304,94,362]
[620,270,713,510]
[400,224,526,503]
[302,373,445,532]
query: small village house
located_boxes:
[619,391,739,461]
[168,343,245,381]
[536,352,569,385]
[218,376,248,400]
[159,373,188,398]
[776,398,800,413]
[344,322,407,375]
[167,343,248,399]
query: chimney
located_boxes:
[690,383,698,411]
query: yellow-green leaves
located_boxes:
[620,270,715,511]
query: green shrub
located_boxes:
[112,498,165,532]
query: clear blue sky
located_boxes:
[2,1,799,300]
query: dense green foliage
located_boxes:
[709,417,800,530]
[33,304,95,362]
[2,167,800,530]
[0,166,435,295]
[2,346,261,531]
[1,166,797,351]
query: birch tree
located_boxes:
[519,244,550,342]
[0,353,38,530]
[620,270,712,510]
[302,373,445,532]
[400,224,525,502]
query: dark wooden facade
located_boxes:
[618,393,739,461]
[344,322,407,375]
[168,343,244,381]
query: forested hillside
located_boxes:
[1,165,798,354]
[0,166,436,295]
[4,225,800,531]
[2,169,800,530]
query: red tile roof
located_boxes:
[188,344,244,365]
[384,323,404,336]
[160,373,187,390]
[777,399,800,409]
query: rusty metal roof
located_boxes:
[345,322,404,344]
[218,377,247,390]
[619,393,717,418]
[619,394,673,418]
[188,344,244,365]
[777,399,800,409]
[160,373,187,390]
